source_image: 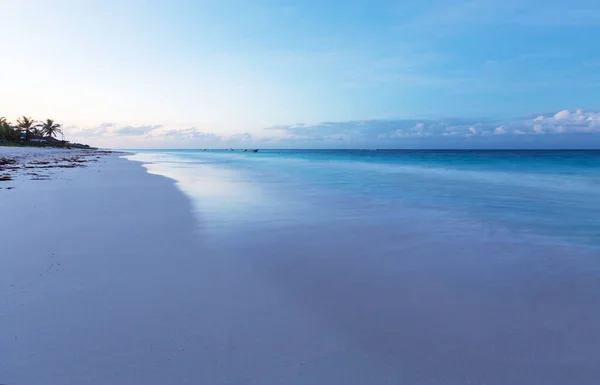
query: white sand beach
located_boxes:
[2,147,600,385]
[1,148,378,384]
[1,148,207,383]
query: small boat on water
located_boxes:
[244,149,259,153]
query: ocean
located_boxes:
[126,149,600,384]
[128,149,600,249]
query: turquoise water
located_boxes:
[129,149,600,249]
[126,149,600,384]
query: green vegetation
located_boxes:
[38,119,63,139]
[16,116,37,140]
[0,117,21,142]
[1,116,91,148]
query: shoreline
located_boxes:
[1,148,403,384]
[0,148,205,384]
[3,147,600,384]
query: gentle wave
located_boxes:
[127,149,600,249]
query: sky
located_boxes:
[1,0,599,149]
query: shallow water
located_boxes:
[129,150,600,249]
[127,149,600,384]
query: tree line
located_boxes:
[0,116,63,142]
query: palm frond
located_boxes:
[17,116,36,129]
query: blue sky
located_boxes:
[1,0,599,148]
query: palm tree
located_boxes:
[0,117,19,141]
[1,117,12,131]
[31,127,44,137]
[0,117,8,140]
[16,116,36,140]
[37,119,63,139]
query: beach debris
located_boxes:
[0,157,17,165]
[0,157,18,172]
[0,149,111,184]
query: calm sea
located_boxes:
[126,149,600,384]
[128,149,600,249]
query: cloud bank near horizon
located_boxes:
[67,108,600,149]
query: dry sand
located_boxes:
[0,147,205,384]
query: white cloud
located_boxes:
[553,110,571,120]
[114,125,162,136]
[161,128,222,141]
[533,124,545,134]
[268,109,600,141]
[529,109,600,133]
[392,122,426,138]
[494,125,506,135]
[65,108,600,148]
